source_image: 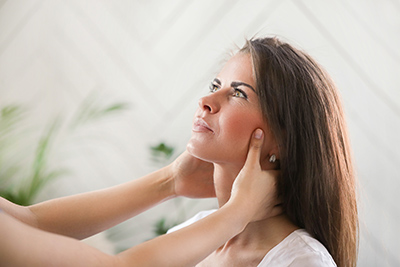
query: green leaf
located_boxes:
[150,143,174,160]
[152,217,179,236]
[70,93,129,129]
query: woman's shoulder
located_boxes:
[167,212,336,266]
[167,209,217,234]
[258,229,337,267]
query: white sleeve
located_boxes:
[288,253,337,267]
[167,210,217,234]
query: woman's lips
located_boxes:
[192,118,214,133]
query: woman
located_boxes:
[169,37,358,266]
[0,131,282,266]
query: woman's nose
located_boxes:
[198,94,220,114]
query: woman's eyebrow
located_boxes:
[213,78,221,85]
[231,81,255,92]
[213,78,255,92]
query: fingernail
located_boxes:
[254,129,263,139]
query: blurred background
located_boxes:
[0,0,399,265]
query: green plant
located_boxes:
[0,95,129,206]
[152,217,179,236]
[0,105,25,192]
[0,119,67,206]
[150,142,174,165]
[70,92,129,129]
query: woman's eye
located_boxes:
[209,84,219,93]
[233,89,247,99]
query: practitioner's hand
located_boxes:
[168,151,215,198]
[229,128,282,222]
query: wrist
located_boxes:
[158,165,177,199]
[222,200,252,232]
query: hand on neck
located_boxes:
[212,162,298,250]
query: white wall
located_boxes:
[0,0,399,265]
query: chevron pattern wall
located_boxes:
[0,0,399,265]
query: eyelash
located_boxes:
[233,88,247,99]
[209,83,248,99]
[209,83,219,93]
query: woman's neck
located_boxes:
[213,163,241,207]
[212,163,298,251]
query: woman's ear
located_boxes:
[269,144,280,162]
[260,144,280,170]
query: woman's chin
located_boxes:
[186,137,247,165]
[186,140,214,163]
[186,143,204,160]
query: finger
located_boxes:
[244,128,264,167]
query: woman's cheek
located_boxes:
[221,111,264,158]
[223,110,263,139]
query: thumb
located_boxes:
[244,128,264,168]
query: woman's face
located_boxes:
[187,53,275,166]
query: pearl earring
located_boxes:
[269,154,276,163]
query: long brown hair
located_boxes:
[240,37,358,267]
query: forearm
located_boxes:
[33,167,175,239]
[1,202,248,267]
[0,211,117,267]
[2,166,175,239]
[0,196,34,226]
[117,201,248,267]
